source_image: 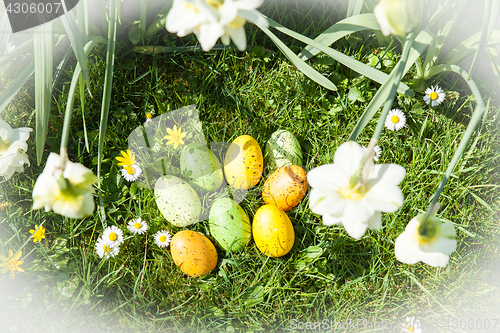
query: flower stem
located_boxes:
[420,64,486,226]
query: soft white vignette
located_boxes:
[0,0,498,331]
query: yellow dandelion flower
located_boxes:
[163,125,186,149]
[0,250,25,279]
[29,225,46,243]
[115,149,136,167]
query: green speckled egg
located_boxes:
[154,175,201,227]
[209,198,252,252]
[265,130,303,174]
[180,143,224,193]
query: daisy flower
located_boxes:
[95,237,120,259]
[0,250,24,279]
[102,225,124,247]
[120,163,142,182]
[361,145,382,162]
[154,230,172,248]
[127,218,148,235]
[423,85,445,107]
[384,109,406,131]
[29,225,46,243]
[164,125,186,149]
[145,110,155,123]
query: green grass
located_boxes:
[1,2,500,332]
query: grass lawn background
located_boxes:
[0,0,499,332]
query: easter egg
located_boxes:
[154,175,201,227]
[262,165,308,211]
[180,143,224,193]
[209,198,252,252]
[252,204,295,257]
[264,130,302,174]
[223,135,263,189]
[170,230,218,277]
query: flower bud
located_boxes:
[374,0,421,37]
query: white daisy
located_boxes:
[423,85,445,107]
[102,225,124,247]
[361,145,382,162]
[127,218,148,235]
[95,237,120,259]
[384,109,406,131]
[120,163,142,182]
[154,230,172,248]
[145,110,155,123]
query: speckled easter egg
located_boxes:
[223,135,263,189]
[154,175,201,227]
[170,230,218,277]
[209,198,252,252]
[264,130,302,174]
[252,204,295,257]
[180,143,224,193]
[262,165,308,211]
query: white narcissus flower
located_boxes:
[374,0,420,37]
[395,210,457,267]
[0,120,32,180]
[307,141,405,239]
[166,0,268,51]
[32,153,99,219]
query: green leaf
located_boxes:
[139,0,147,37]
[256,20,337,91]
[443,29,500,65]
[97,0,118,227]
[34,22,54,165]
[0,62,35,113]
[242,285,264,308]
[266,17,412,95]
[60,1,92,97]
[346,0,364,18]
[299,14,381,61]
[128,25,143,45]
[468,0,497,79]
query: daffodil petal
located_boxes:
[322,213,342,226]
[333,141,365,177]
[308,187,345,215]
[367,211,382,229]
[418,250,450,267]
[394,228,420,264]
[342,219,368,239]
[343,199,374,224]
[307,164,347,189]
[226,26,246,51]
[364,182,404,213]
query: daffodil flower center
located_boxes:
[0,136,8,154]
[185,2,199,12]
[208,0,224,8]
[229,16,246,29]
[391,115,399,123]
[159,235,167,242]
[134,222,141,229]
[429,91,438,100]
[109,232,117,241]
[339,184,365,200]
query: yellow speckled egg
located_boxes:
[262,165,308,211]
[224,135,263,189]
[252,204,295,257]
[170,230,218,277]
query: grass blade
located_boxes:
[34,22,54,165]
[298,13,381,61]
[97,0,118,227]
[139,0,148,38]
[256,20,337,91]
[267,17,412,95]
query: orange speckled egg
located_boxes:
[223,135,263,189]
[252,204,295,257]
[170,230,218,277]
[262,165,308,211]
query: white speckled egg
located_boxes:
[154,175,201,227]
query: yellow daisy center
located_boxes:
[391,115,399,123]
[109,232,117,241]
[103,244,110,253]
[429,91,438,100]
[406,325,414,332]
[146,113,152,119]
[134,222,142,229]
[159,235,167,242]
[125,166,135,175]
